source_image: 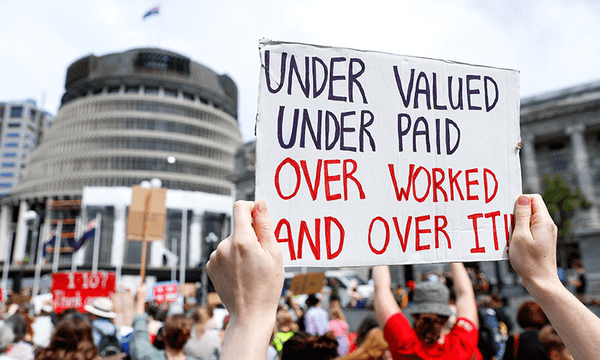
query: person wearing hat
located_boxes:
[373,263,480,360]
[84,297,121,350]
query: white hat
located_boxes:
[84,297,116,319]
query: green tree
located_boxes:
[541,174,590,268]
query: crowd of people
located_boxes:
[0,195,598,359]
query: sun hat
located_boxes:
[84,297,117,319]
[405,281,452,317]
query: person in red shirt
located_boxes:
[373,263,480,360]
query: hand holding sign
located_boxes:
[206,200,284,360]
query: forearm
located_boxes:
[220,315,277,360]
[373,266,400,328]
[525,279,600,360]
[451,263,477,325]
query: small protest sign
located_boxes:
[290,272,325,295]
[153,281,179,304]
[52,272,116,314]
[112,291,134,329]
[256,40,521,267]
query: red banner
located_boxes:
[51,272,116,314]
[153,281,179,304]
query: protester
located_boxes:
[336,328,389,360]
[84,297,123,357]
[184,306,221,360]
[328,305,350,356]
[130,284,196,360]
[537,325,572,360]
[509,194,600,359]
[273,309,298,355]
[5,304,34,360]
[35,313,98,360]
[304,294,329,336]
[31,304,54,348]
[502,300,549,360]
[280,332,338,360]
[373,263,480,359]
[0,325,16,360]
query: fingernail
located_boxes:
[518,196,530,206]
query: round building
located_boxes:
[0,48,242,288]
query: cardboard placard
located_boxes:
[51,272,116,314]
[290,272,325,295]
[112,291,135,328]
[256,40,521,267]
[127,186,166,241]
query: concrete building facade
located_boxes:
[0,48,242,284]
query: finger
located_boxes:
[252,200,279,254]
[513,195,532,233]
[232,200,255,239]
[530,194,553,223]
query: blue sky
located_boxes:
[1,0,600,141]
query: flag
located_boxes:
[72,219,97,252]
[42,230,56,258]
[142,6,159,20]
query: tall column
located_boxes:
[566,123,600,228]
[13,201,29,264]
[189,212,203,267]
[0,205,12,262]
[521,133,542,194]
[111,205,126,268]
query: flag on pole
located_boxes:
[42,230,56,258]
[142,6,159,20]
[72,219,98,252]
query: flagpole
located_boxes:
[1,233,13,296]
[92,212,101,272]
[52,222,62,273]
[32,227,46,297]
[179,210,187,290]
[71,216,81,272]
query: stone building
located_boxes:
[0,48,242,284]
[520,80,600,275]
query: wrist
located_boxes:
[521,276,565,302]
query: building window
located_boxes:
[126,85,140,94]
[30,109,36,118]
[4,153,16,157]
[108,86,120,94]
[145,86,159,95]
[183,92,194,101]
[7,123,20,128]
[164,88,177,97]
[0,173,13,177]
[6,133,19,137]
[4,143,18,148]
[2,163,15,167]
[0,106,4,118]
[0,183,11,188]
[10,106,23,118]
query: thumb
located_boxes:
[513,195,532,232]
[252,200,278,251]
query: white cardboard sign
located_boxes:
[256,40,521,267]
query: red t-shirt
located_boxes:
[384,312,481,360]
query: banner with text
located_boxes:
[52,272,116,314]
[256,40,522,267]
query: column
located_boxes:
[566,123,600,228]
[521,133,542,194]
[189,212,203,267]
[13,201,29,264]
[0,205,12,262]
[111,205,126,267]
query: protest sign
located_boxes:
[153,281,179,304]
[256,40,521,267]
[51,272,116,314]
[290,272,325,295]
[112,291,134,329]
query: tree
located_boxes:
[541,174,591,268]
